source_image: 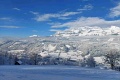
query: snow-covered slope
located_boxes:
[0,65,120,80]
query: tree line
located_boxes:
[0,49,120,71]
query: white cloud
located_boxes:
[35,11,81,21]
[77,4,93,11]
[62,12,81,16]
[58,17,70,20]
[0,17,11,21]
[83,4,93,10]
[0,26,20,28]
[48,22,62,28]
[30,11,39,15]
[33,4,93,22]
[13,8,20,11]
[35,14,57,21]
[51,17,120,28]
[109,3,120,17]
[49,29,62,32]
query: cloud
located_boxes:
[61,12,81,16]
[0,17,11,21]
[35,11,81,21]
[0,26,20,28]
[77,4,93,11]
[49,29,62,32]
[58,17,70,20]
[109,3,120,17]
[48,22,62,28]
[30,11,39,15]
[13,8,20,11]
[51,17,120,28]
[35,14,58,21]
[33,4,93,22]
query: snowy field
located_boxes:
[0,65,120,80]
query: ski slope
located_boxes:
[0,65,120,80]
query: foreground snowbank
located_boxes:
[0,65,120,80]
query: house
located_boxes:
[15,60,22,65]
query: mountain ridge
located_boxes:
[54,26,120,37]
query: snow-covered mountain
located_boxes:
[0,35,120,65]
[0,28,120,66]
[54,26,120,37]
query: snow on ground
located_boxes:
[0,65,120,80]
[94,57,104,64]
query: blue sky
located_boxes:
[0,0,120,37]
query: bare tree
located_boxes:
[86,55,96,67]
[30,53,41,65]
[104,49,120,69]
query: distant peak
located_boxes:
[54,26,120,37]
